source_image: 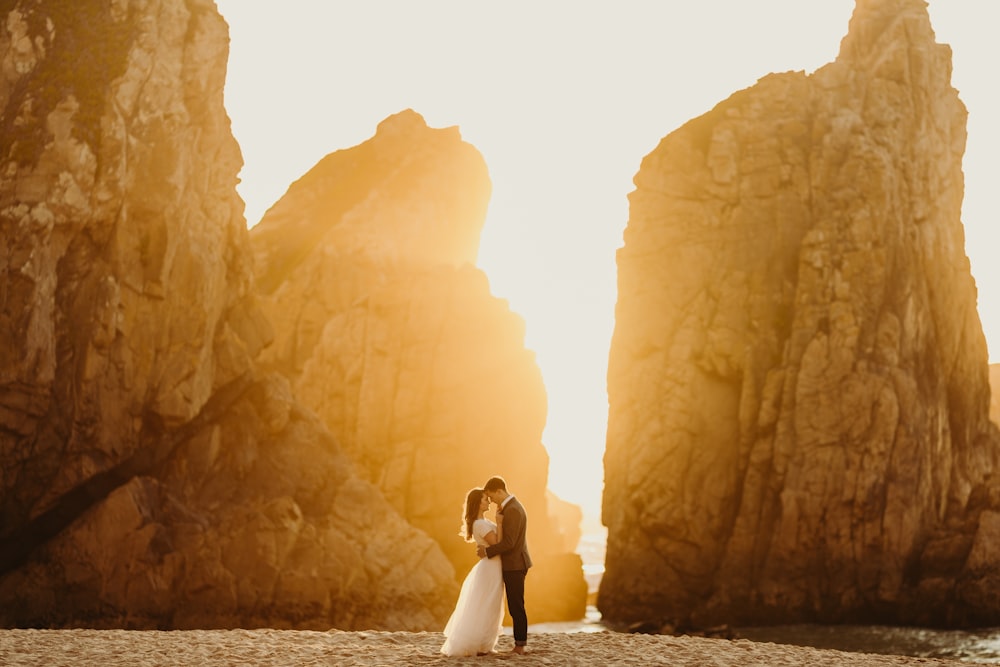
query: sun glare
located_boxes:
[218,0,1000,532]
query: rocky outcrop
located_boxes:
[602,0,1000,629]
[989,365,1000,426]
[0,0,455,629]
[249,109,587,622]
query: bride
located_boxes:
[440,487,505,657]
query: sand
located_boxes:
[0,628,974,666]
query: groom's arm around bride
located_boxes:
[476,493,529,568]
[478,506,519,561]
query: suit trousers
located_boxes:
[502,569,528,645]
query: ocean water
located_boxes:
[534,530,1000,664]
[737,624,1000,664]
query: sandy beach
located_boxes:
[0,629,976,666]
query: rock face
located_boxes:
[602,0,1000,628]
[0,0,455,629]
[989,365,1000,426]
[249,109,587,622]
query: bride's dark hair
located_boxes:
[460,487,485,542]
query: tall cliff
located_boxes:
[989,365,1000,426]
[0,0,456,629]
[249,109,587,622]
[602,0,1000,628]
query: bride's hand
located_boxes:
[496,512,504,525]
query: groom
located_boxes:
[477,475,531,654]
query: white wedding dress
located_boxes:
[440,518,505,656]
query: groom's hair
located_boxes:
[484,476,507,492]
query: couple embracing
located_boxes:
[440,476,531,657]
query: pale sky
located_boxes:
[216,1,999,528]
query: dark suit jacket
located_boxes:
[484,496,532,571]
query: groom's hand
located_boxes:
[476,545,487,558]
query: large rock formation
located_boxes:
[988,365,1000,426]
[0,0,455,629]
[249,109,587,622]
[602,0,1000,629]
